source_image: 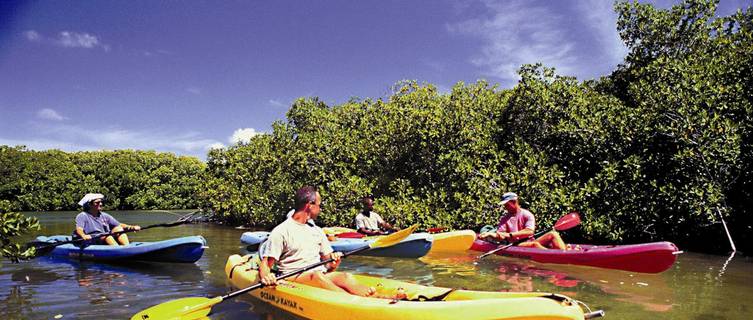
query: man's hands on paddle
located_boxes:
[479,231,513,242]
[325,251,343,271]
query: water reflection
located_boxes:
[0,286,34,319]
[341,255,436,285]
[474,255,676,313]
[4,211,752,320]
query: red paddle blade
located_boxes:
[335,232,365,239]
[553,211,581,231]
[426,227,446,233]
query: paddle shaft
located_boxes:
[477,228,550,259]
[224,244,372,300]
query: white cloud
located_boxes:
[230,128,260,145]
[24,30,40,41]
[5,122,223,159]
[576,0,629,68]
[23,30,110,51]
[269,99,285,108]
[448,1,576,85]
[448,0,629,85]
[58,31,100,48]
[207,142,226,150]
[186,87,202,95]
[36,108,67,121]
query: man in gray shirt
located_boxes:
[259,186,377,296]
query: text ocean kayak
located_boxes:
[34,235,207,263]
[240,231,433,258]
[470,239,680,273]
[225,254,599,320]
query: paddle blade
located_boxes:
[335,232,365,239]
[370,224,418,249]
[553,211,581,231]
[426,227,446,233]
[131,296,220,320]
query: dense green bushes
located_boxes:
[0,146,206,211]
[202,0,752,253]
[2,0,750,254]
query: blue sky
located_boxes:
[1,0,749,159]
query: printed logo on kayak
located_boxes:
[260,291,303,311]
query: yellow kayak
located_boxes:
[225,254,596,320]
[323,227,476,253]
[429,230,476,252]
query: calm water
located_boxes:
[1,211,751,320]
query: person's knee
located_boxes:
[311,271,328,283]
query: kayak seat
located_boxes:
[408,288,456,302]
[229,255,258,279]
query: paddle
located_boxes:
[27,214,198,256]
[476,211,581,260]
[131,224,419,320]
[337,227,445,238]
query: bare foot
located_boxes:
[394,287,407,300]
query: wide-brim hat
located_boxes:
[78,193,105,206]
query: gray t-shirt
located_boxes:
[75,211,120,235]
[260,217,333,274]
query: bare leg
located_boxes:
[325,272,376,296]
[103,235,119,246]
[292,271,349,293]
[111,226,130,245]
[535,231,566,250]
[518,241,547,249]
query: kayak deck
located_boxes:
[471,238,680,273]
[36,235,207,263]
[240,231,433,258]
[225,254,592,320]
[430,230,476,252]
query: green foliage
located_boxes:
[201,0,752,253]
[0,200,40,263]
[1,0,748,254]
[0,147,205,211]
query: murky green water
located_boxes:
[1,211,751,319]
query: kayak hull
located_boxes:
[240,231,433,258]
[430,230,476,253]
[332,233,433,258]
[225,254,589,320]
[470,239,679,273]
[35,235,207,263]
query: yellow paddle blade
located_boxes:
[130,296,222,320]
[370,224,418,249]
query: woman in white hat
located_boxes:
[74,193,141,246]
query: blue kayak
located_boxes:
[34,235,207,263]
[240,231,433,258]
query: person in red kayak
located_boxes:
[73,193,140,246]
[259,186,405,299]
[479,192,567,250]
[355,195,396,236]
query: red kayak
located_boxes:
[471,238,681,273]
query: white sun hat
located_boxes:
[78,193,105,206]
